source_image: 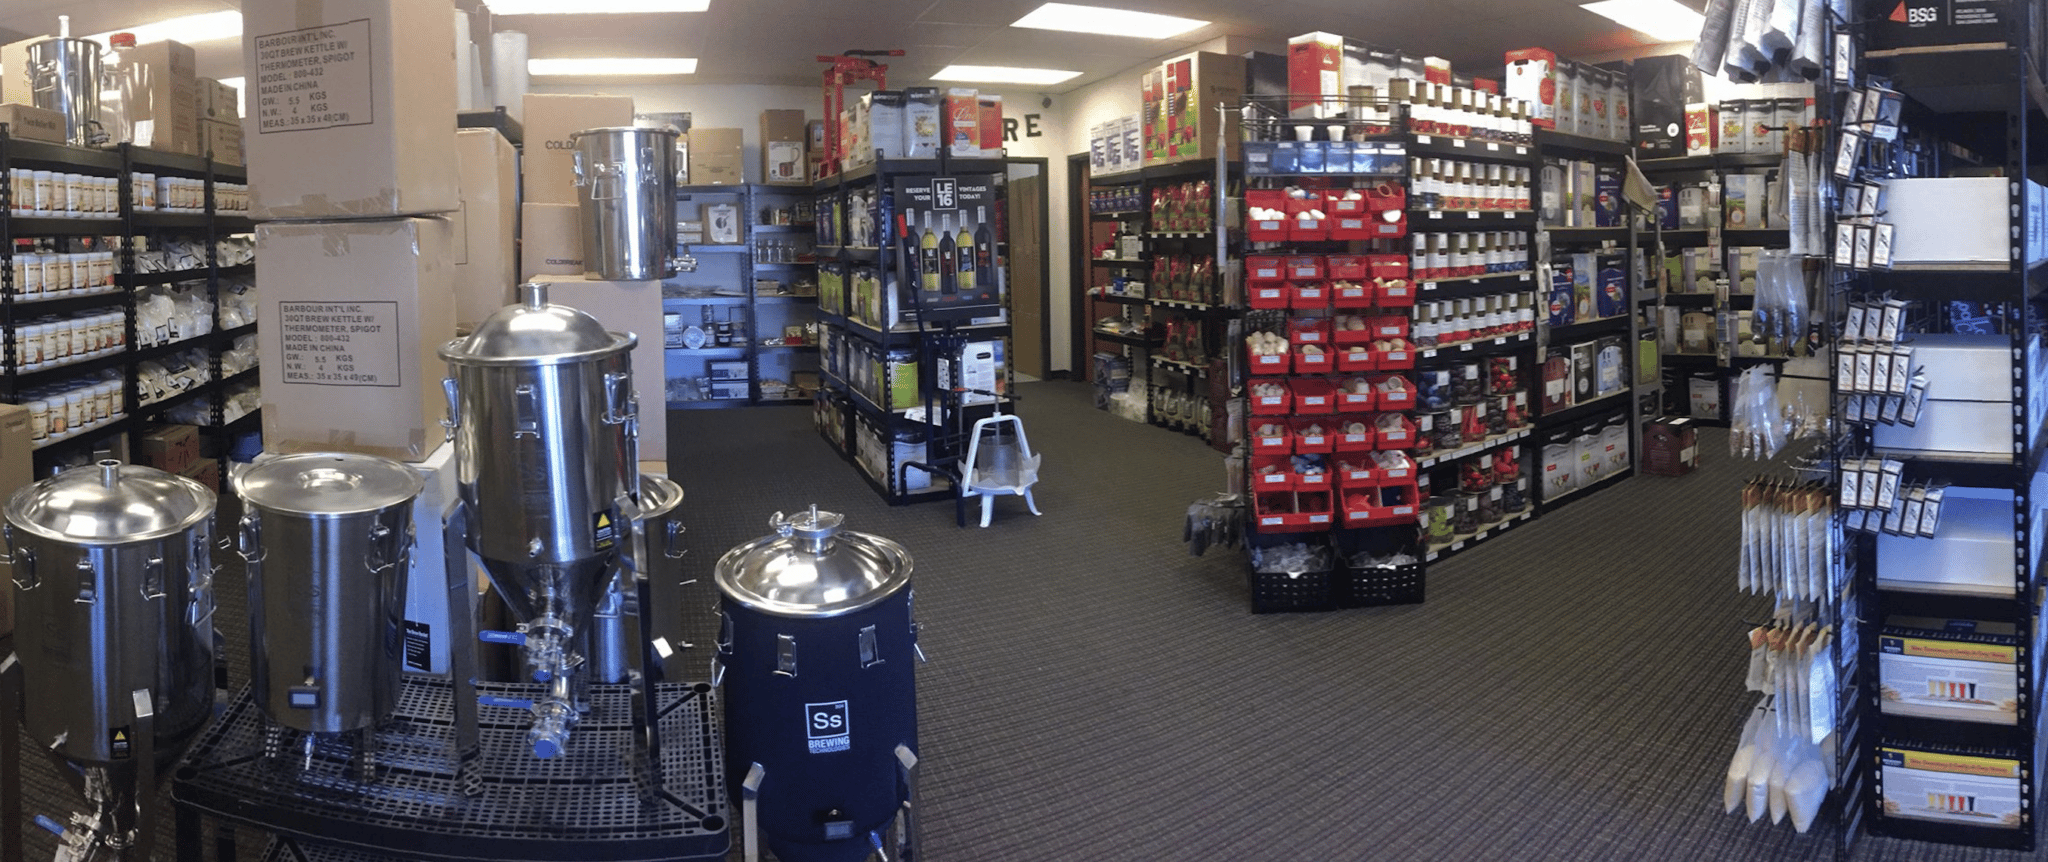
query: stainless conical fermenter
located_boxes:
[438,282,639,758]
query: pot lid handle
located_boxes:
[519,282,548,309]
[770,504,844,553]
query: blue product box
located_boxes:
[1297,141,1327,174]
[1547,265,1577,326]
[1243,140,1276,176]
[1594,164,1623,228]
[1596,255,1627,317]
[1325,141,1353,175]
[1271,141,1301,174]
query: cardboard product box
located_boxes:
[760,109,808,185]
[861,90,904,161]
[1629,54,1697,158]
[208,77,241,120]
[1684,102,1717,156]
[0,38,35,105]
[943,88,980,158]
[1571,160,1597,228]
[0,403,23,635]
[0,103,65,143]
[687,127,744,186]
[137,423,202,473]
[1570,252,1596,322]
[256,217,457,462]
[1505,48,1559,129]
[1593,162,1623,227]
[1641,417,1697,476]
[903,87,941,159]
[1288,32,1344,119]
[123,39,200,156]
[1716,101,1747,154]
[1541,354,1573,412]
[1688,373,1722,418]
[1595,335,1627,396]
[1569,341,1598,403]
[245,2,456,218]
[1140,68,1167,161]
[520,202,584,280]
[199,118,242,164]
[535,277,669,460]
[520,93,635,205]
[453,129,519,330]
[178,456,221,493]
[978,95,1003,154]
[1156,52,1246,165]
[1878,745,2025,830]
[1595,254,1627,317]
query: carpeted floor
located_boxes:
[3,379,2037,861]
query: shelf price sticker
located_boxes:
[253,20,374,134]
[278,300,401,386]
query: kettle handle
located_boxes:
[440,378,461,439]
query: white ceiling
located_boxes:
[0,0,1699,93]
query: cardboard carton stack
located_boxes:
[243,0,461,464]
[4,36,201,155]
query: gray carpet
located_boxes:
[2,380,2038,861]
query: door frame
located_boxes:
[1005,156,1052,379]
[1065,151,1089,378]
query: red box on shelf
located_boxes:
[1376,278,1416,307]
[1246,255,1286,283]
[1283,255,1324,280]
[1297,463,1332,491]
[1288,315,1330,345]
[1249,420,1292,454]
[1332,417,1377,453]
[1289,377,1337,414]
[1334,459,1378,486]
[1370,255,1409,280]
[1366,315,1410,339]
[1253,492,1318,530]
[1369,211,1407,238]
[1378,342,1415,371]
[1294,347,1334,374]
[1282,191,1322,214]
[1248,216,1288,243]
[1377,453,1415,483]
[1290,216,1329,242]
[1329,216,1375,241]
[1248,345,1291,374]
[1331,317,1375,347]
[1372,377,1416,408]
[1342,480,1420,527]
[1326,255,1368,280]
[1290,281,1329,309]
[1336,345,1376,371]
[1248,282,1289,309]
[1292,417,1335,453]
[1327,194,1368,216]
[1335,380,1376,411]
[1331,280,1375,307]
[1372,413,1418,448]
[1298,491,1335,529]
[1248,380,1291,415]
[1246,188,1288,214]
[1251,454,1296,490]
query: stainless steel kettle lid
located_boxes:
[715,505,912,618]
[233,452,426,518]
[437,282,636,367]
[570,125,680,141]
[6,460,214,545]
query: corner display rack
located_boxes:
[1844,34,2048,853]
[666,183,819,409]
[810,154,1015,505]
[0,127,257,482]
[1083,158,1238,447]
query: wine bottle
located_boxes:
[938,213,958,296]
[954,214,977,294]
[973,205,995,295]
[919,212,939,296]
[899,212,919,292]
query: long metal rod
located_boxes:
[444,505,482,795]
[126,688,154,862]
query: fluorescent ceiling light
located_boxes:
[529,57,698,76]
[487,0,709,13]
[932,65,1080,86]
[1580,0,1705,43]
[1010,3,1208,39]
[90,10,241,46]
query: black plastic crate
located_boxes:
[1335,562,1425,607]
[1249,567,1336,613]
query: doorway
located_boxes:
[1005,157,1050,380]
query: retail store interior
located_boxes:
[0,0,2043,860]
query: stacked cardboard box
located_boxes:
[244,0,461,463]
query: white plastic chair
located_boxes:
[961,410,1042,528]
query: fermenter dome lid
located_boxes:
[714,505,913,618]
[438,282,636,367]
[234,452,426,517]
[6,460,214,545]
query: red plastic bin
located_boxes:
[1246,255,1286,283]
[1334,379,1377,412]
[1327,255,1369,281]
[1331,317,1376,346]
[1370,255,1409,280]
[1288,315,1331,345]
[1247,337,1291,375]
[1336,344,1376,372]
[1377,340,1415,371]
[1284,255,1325,280]
[1332,416,1378,453]
[1371,376,1417,408]
[1373,413,1418,448]
[1251,454,1296,490]
[1288,377,1337,414]
[1376,278,1416,307]
[1293,346,1334,374]
[1290,216,1329,242]
[1330,216,1375,241]
[1282,191,1323,214]
[1292,417,1336,454]
[1248,282,1289,309]
[1249,420,1292,454]
[1290,281,1329,309]
[1247,380,1291,415]
[1331,280,1375,307]
[1342,480,1420,527]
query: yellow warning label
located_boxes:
[597,514,611,528]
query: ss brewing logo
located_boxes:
[806,700,850,753]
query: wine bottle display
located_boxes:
[920,212,940,295]
[974,205,995,295]
[899,212,919,290]
[939,213,957,296]
[955,214,977,294]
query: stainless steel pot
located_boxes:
[27,37,104,146]
[715,506,920,862]
[591,474,685,684]
[572,125,681,280]
[234,453,425,734]
[5,459,216,765]
[438,281,638,757]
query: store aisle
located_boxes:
[669,382,1990,862]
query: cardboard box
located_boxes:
[520,202,584,280]
[178,456,221,493]
[686,127,744,185]
[123,39,200,156]
[0,103,65,143]
[1155,52,1245,165]
[204,77,240,120]
[902,87,941,159]
[244,2,455,217]
[0,38,35,105]
[1684,102,1717,156]
[761,109,808,185]
[863,91,904,161]
[978,95,1003,154]
[943,88,980,157]
[1288,32,1344,119]
[454,129,519,329]
[256,217,456,462]
[0,403,29,636]
[1641,418,1698,476]
[199,118,242,165]
[1140,69,1167,162]
[1505,47,1559,129]
[535,277,669,461]
[520,93,635,204]
[136,423,203,473]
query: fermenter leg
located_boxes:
[2,654,22,862]
[632,570,667,791]
[445,506,483,795]
[347,728,376,784]
[741,763,765,862]
[894,744,919,862]
[127,688,155,862]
